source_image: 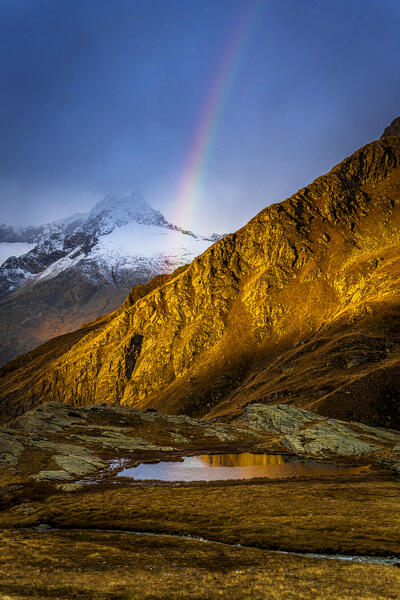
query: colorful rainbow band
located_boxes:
[174,0,262,230]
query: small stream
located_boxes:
[34,526,400,567]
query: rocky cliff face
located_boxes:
[2,124,400,427]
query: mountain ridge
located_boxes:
[1,126,400,426]
[0,192,218,365]
[0,191,218,295]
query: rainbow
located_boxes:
[174,0,262,230]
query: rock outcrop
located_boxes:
[1,403,400,486]
[381,116,400,138]
[238,404,400,457]
[0,402,258,484]
[238,403,400,466]
[2,127,400,427]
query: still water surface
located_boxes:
[117,452,365,482]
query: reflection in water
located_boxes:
[117,452,365,482]
[199,452,285,468]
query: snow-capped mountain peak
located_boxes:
[0,192,221,295]
[87,191,169,235]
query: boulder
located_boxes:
[34,470,73,482]
[238,404,382,458]
[53,454,106,476]
[282,421,380,458]
[238,403,321,434]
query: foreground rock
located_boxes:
[238,403,400,466]
[0,402,260,486]
[1,401,400,490]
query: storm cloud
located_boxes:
[0,0,399,232]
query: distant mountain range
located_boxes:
[0,192,220,364]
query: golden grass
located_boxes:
[1,528,400,600]
[3,480,400,556]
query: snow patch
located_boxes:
[89,222,210,264]
[35,247,85,282]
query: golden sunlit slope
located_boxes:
[2,131,400,427]
[0,271,132,366]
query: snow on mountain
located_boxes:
[36,246,85,282]
[87,192,168,233]
[92,221,210,260]
[0,192,222,365]
[81,222,212,286]
[0,192,221,295]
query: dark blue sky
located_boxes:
[0,0,399,233]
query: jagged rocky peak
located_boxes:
[0,189,216,298]
[381,116,400,138]
[87,191,169,234]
